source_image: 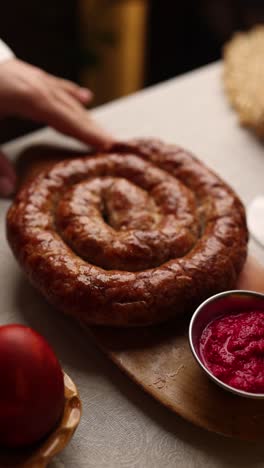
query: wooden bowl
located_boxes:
[0,372,81,467]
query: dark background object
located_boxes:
[145,1,220,86]
[145,0,264,86]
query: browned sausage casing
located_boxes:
[6,140,248,326]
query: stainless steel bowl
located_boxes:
[189,290,264,399]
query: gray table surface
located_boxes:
[2,62,264,467]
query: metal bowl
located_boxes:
[189,290,264,399]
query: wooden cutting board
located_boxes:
[16,144,264,442]
[88,319,264,442]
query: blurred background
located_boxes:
[0,0,264,142]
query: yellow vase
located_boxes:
[78,0,148,105]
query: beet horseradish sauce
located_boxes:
[199,310,264,393]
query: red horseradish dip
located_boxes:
[199,310,264,393]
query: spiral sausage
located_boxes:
[7,139,248,326]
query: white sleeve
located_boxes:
[0,39,14,64]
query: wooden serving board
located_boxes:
[88,320,264,441]
[16,145,264,442]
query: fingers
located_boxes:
[48,79,113,148]
[50,105,113,149]
[0,58,114,149]
[49,76,93,105]
[0,152,16,197]
[39,88,113,149]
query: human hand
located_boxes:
[0,58,113,197]
[0,58,112,147]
